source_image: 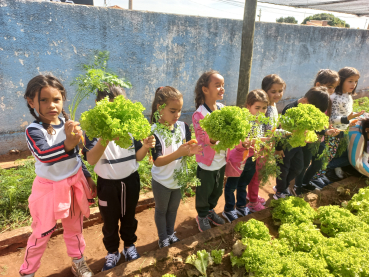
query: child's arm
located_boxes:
[135,135,155,161]
[86,138,109,165]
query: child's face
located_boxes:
[342,75,359,94]
[203,74,225,102]
[266,83,284,104]
[158,98,183,127]
[247,101,268,116]
[27,86,63,125]
[316,81,339,95]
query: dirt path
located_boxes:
[0,182,276,276]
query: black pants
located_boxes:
[276,147,303,193]
[97,171,141,253]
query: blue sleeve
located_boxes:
[185,123,192,142]
[82,135,98,160]
[151,134,162,161]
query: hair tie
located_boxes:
[39,121,43,125]
[159,86,163,90]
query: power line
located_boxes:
[187,0,241,16]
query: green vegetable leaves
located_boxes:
[210,249,224,265]
[80,95,151,148]
[280,104,329,148]
[234,219,271,241]
[185,250,213,277]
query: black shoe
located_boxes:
[207,210,225,226]
[168,232,180,244]
[325,168,342,183]
[123,245,140,261]
[320,175,331,185]
[309,179,324,190]
[196,215,211,232]
[158,238,170,249]
[222,210,239,223]
[302,183,317,192]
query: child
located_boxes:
[273,86,330,199]
[322,67,364,181]
[192,70,227,232]
[295,69,341,192]
[83,85,155,271]
[262,74,285,133]
[223,90,269,222]
[20,75,96,277]
[150,86,202,248]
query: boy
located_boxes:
[273,86,329,199]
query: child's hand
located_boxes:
[64,120,83,152]
[143,135,156,149]
[86,177,97,198]
[275,150,285,158]
[188,143,203,156]
[242,138,251,148]
[209,138,218,145]
[349,119,359,127]
[326,128,340,136]
[348,110,365,120]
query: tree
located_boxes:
[302,13,350,28]
[276,16,298,24]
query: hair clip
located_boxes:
[39,121,43,125]
[159,86,163,90]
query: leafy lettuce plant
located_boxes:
[346,187,369,213]
[185,250,213,277]
[210,249,225,265]
[234,219,271,241]
[80,95,151,148]
[280,104,329,148]
[270,196,317,225]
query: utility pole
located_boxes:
[257,8,261,22]
[129,0,132,10]
[236,0,258,107]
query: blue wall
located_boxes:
[0,0,369,154]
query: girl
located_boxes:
[222,90,269,222]
[296,69,341,192]
[83,85,155,272]
[192,70,227,232]
[20,75,96,277]
[150,86,202,248]
[312,67,364,187]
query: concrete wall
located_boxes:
[1,0,369,154]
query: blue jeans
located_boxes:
[224,157,256,212]
[328,149,350,169]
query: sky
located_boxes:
[92,0,369,29]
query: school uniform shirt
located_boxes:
[330,93,352,130]
[151,121,191,189]
[197,103,227,171]
[83,135,142,180]
[264,104,278,131]
[25,118,91,182]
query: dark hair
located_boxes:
[150,86,183,123]
[245,89,269,107]
[314,69,339,87]
[261,74,286,92]
[335,67,360,95]
[304,86,329,112]
[24,75,69,135]
[194,70,220,109]
[362,118,369,153]
[96,84,126,102]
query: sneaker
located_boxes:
[196,215,211,232]
[20,274,35,277]
[320,175,331,185]
[168,232,180,244]
[273,186,290,195]
[246,195,266,205]
[222,209,239,223]
[236,206,250,217]
[247,202,266,213]
[273,192,289,200]
[302,183,318,192]
[71,256,94,277]
[335,167,344,179]
[207,210,225,226]
[158,238,170,249]
[309,179,325,190]
[122,245,140,261]
[102,251,121,272]
[326,168,342,182]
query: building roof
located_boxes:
[258,0,369,16]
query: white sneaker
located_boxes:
[71,256,94,277]
[335,167,344,179]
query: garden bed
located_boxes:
[95,176,368,277]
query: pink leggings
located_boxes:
[247,158,261,203]
[19,187,86,275]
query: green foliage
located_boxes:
[270,196,317,225]
[162,275,176,277]
[173,155,200,198]
[137,155,153,192]
[279,222,326,252]
[302,13,350,28]
[185,250,213,277]
[210,249,224,265]
[280,104,329,148]
[276,16,297,24]
[346,187,369,213]
[317,205,369,236]
[353,97,369,113]
[234,219,271,241]
[69,51,132,120]
[200,106,255,152]
[80,95,151,148]
[0,159,35,231]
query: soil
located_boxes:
[0,150,32,169]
